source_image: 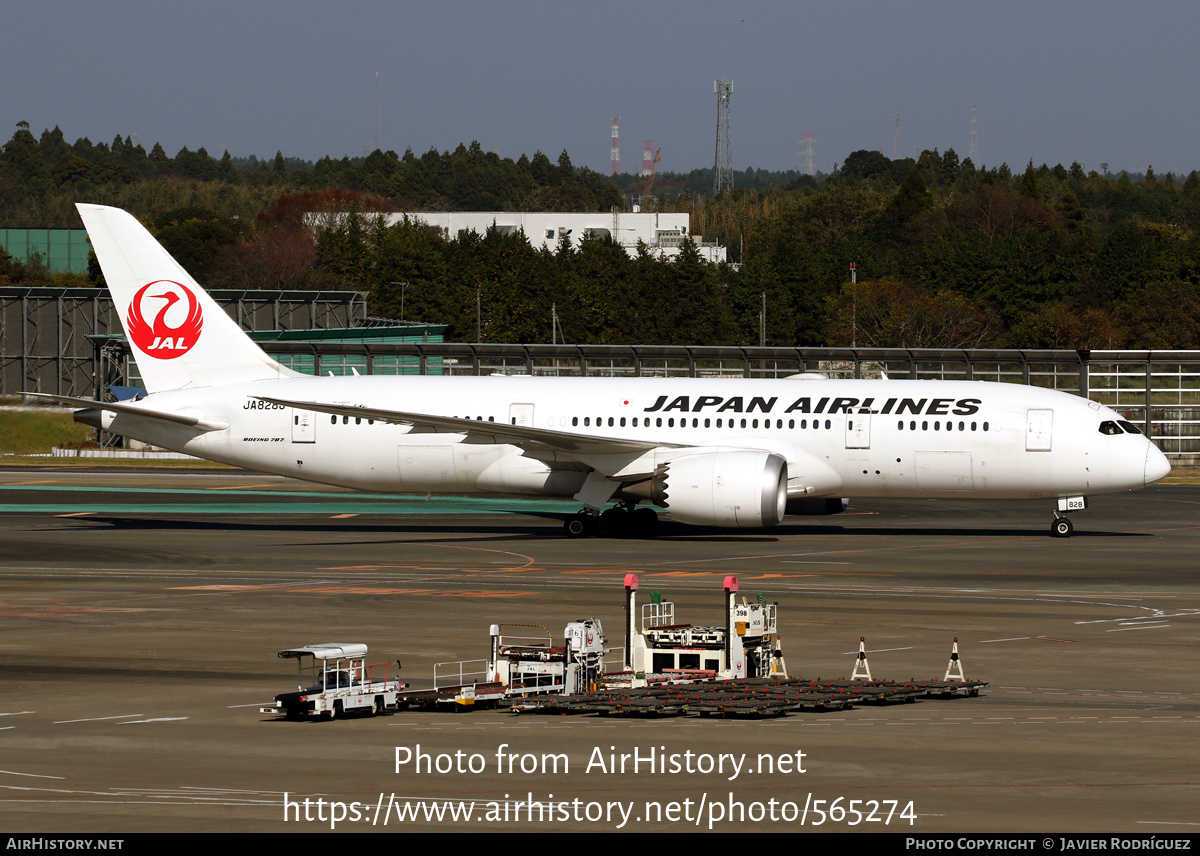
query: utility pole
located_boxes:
[759,292,766,347]
[551,303,565,345]
[390,281,409,322]
[850,263,857,349]
[476,286,481,342]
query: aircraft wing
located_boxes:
[255,396,683,456]
[22,393,229,432]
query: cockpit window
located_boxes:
[1098,420,1122,435]
[1117,420,1142,435]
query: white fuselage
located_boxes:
[96,374,1167,505]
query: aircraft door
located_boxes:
[509,403,534,426]
[845,412,871,449]
[1026,409,1053,451]
[291,409,316,443]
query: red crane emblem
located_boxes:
[125,280,204,360]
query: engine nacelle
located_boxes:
[660,450,788,528]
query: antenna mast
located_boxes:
[969,106,979,163]
[610,116,620,175]
[797,132,816,176]
[713,79,733,193]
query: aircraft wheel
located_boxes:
[596,507,629,538]
[564,514,592,538]
[631,507,659,538]
[1051,517,1073,538]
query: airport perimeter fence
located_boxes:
[244,343,1200,464]
[10,334,1200,465]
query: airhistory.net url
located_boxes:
[282,792,917,830]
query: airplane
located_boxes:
[25,204,1171,539]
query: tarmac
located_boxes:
[0,468,1197,833]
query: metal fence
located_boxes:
[0,287,368,397]
[248,344,1199,462]
[16,334,1200,464]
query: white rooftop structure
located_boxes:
[378,211,726,264]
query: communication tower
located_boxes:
[713,79,734,193]
[969,106,979,163]
[642,140,655,177]
[610,117,620,175]
[894,111,902,160]
[797,132,816,176]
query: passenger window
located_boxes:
[824,419,831,429]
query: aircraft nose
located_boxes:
[1145,443,1171,486]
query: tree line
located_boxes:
[2,120,1198,349]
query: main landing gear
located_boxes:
[1051,495,1088,538]
[563,503,658,539]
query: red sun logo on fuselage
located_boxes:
[125,280,204,360]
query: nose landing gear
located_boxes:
[1051,515,1074,538]
[1051,496,1088,538]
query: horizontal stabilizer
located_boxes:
[23,393,229,432]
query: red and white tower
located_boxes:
[610,117,620,175]
[641,140,655,176]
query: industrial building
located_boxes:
[369,211,727,264]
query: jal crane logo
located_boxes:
[125,280,203,359]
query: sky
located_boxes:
[4,0,1200,177]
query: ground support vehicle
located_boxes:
[263,643,405,720]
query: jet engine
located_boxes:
[655,450,788,528]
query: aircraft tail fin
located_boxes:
[77,203,303,393]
